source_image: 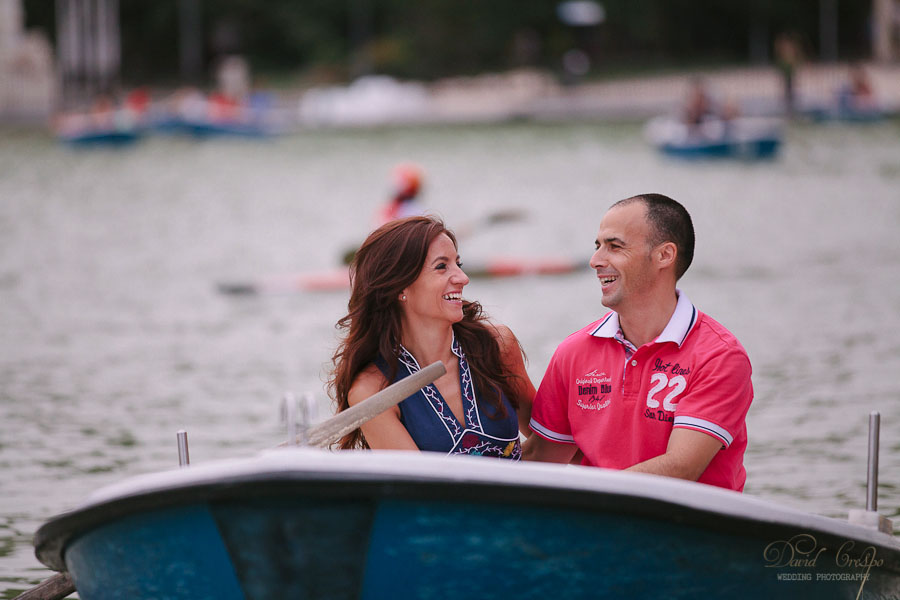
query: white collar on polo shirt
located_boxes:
[589,290,698,348]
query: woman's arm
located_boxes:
[348,364,420,451]
[493,324,536,437]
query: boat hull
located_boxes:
[35,451,900,600]
[150,116,278,138]
[660,137,781,159]
[645,116,784,160]
[59,130,142,147]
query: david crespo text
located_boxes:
[763,533,884,595]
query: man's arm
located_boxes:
[629,338,753,483]
[626,428,721,481]
[523,434,578,463]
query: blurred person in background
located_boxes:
[774,32,802,117]
[342,163,429,265]
[330,216,534,458]
[682,77,714,128]
[375,163,427,227]
[838,63,878,112]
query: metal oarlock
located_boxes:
[299,392,313,444]
[866,411,880,512]
[284,392,297,446]
[176,430,190,467]
[847,411,893,535]
[283,391,313,446]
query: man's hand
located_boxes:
[523,434,578,463]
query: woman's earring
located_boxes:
[400,295,407,301]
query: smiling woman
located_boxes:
[329,216,535,457]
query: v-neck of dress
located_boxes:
[397,334,484,438]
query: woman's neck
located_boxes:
[399,321,456,367]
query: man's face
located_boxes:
[589,202,657,310]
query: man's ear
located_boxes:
[656,241,677,270]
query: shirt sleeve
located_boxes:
[529,346,576,444]
[672,344,753,448]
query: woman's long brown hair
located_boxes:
[329,216,521,449]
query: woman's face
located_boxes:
[400,233,469,326]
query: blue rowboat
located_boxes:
[174,118,278,138]
[33,449,900,599]
[644,116,783,160]
[148,115,282,139]
[58,129,142,148]
[800,105,889,123]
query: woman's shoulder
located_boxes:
[348,363,389,406]
[483,322,526,365]
[488,322,518,348]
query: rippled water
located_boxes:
[2,120,900,597]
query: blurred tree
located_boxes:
[22,0,876,86]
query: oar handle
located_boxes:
[305,361,446,448]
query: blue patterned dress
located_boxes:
[375,335,522,459]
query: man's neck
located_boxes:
[617,290,679,348]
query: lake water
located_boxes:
[1,119,899,597]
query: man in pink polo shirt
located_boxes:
[524,193,753,491]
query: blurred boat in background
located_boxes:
[799,64,892,123]
[799,97,890,123]
[149,90,287,139]
[55,87,288,146]
[57,126,142,147]
[644,115,783,160]
[216,256,583,296]
[53,92,145,148]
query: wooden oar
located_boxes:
[299,360,445,447]
[216,267,352,296]
[13,572,74,600]
[466,207,527,229]
[17,361,445,600]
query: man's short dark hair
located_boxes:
[613,193,695,279]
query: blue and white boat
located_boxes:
[57,127,142,148]
[645,116,783,160]
[33,449,900,599]
[800,102,889,123]
[147,114,281,139]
